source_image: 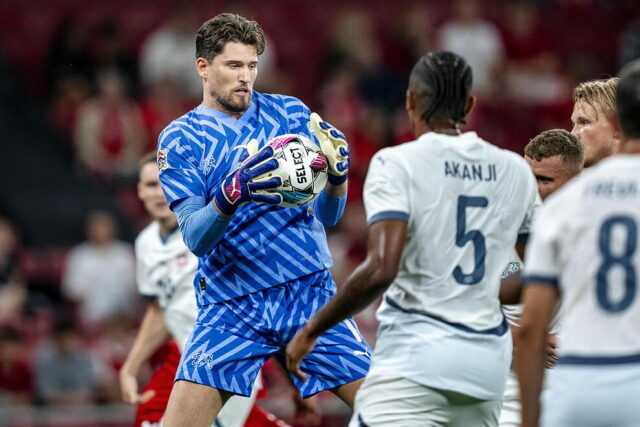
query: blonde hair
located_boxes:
[573,77,620,119]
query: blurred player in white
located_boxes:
[119,152,257,427]
[287,51,540,426]
[571,77,620,168]
[517,60,640,427]
[499,129,583,427]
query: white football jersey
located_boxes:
[135,222,198,349]
[525,155,640,361]
[365,131,540,331]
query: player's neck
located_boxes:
[430,127,461,136]
[425,118,462,136]
[413,120,462,138]
[158,218,179,238]
[619,139,640,155]
[201,97,243,119]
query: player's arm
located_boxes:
[170,142,283,256]
[286,218,407,380]
[174,196,233,256]
[516,283,558,427]
[501,166,540,303]
[119,299,170,404]
[309,113,349,226]
[311,188,347,227]
[499,267,522,305]
[500,236,534,304]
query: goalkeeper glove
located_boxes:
[213,140,283,216]
[310,113,349,185]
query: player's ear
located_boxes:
[137,180,144,200]
[465,95,476,117]
[405,89,416,114]
[609,114,623,153]
[196,57,209,79]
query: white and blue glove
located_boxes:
[213,141,283,216]
[310,113,349,185]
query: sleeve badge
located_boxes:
[157,149,169,170]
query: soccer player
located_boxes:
[571,77,621,167]
[517,60,640,427]
[499,129,583,427]
[120,152,256,426]
[157,13,370,427]
[287,51,540,426]
[524,129,584,201]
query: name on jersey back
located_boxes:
[444,161,497,182]
[586,180,639,198]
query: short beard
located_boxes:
[213,91,252,114]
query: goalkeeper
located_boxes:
[157,13,370,427]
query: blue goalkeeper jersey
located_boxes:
[158,92,333,306]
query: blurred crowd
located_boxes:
[1,0,639,418]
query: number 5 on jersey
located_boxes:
[454,195,488,285]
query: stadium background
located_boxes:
[0,0,638,425]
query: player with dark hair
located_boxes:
[287,51,541,426]
[518,59,640,426]
[571,78,621,167]
[615,62,640,139]
[158,13,370,427]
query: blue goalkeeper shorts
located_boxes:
[176,269,371,397]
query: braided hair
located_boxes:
[409,51,473,127]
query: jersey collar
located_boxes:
[196,94,258,129]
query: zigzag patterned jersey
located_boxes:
[158,92,333,306]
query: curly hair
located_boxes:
[196,13,266,61]
[524,129,584,169]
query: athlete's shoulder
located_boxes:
[539,171,586,220]
[135,221,161,255]
[158,107,200,146]
[370,144,409,169]
[481,141,532,178]
[255,91,311,119]
[256,91,308,108]
[255,92,312,134]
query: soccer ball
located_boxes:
[266,134,328,208]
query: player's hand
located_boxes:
[545,333,558,369]
[309,113,349,185]
[119,371,156,404]
[285,328,317,382]
[214,140,283,215]
[292,392,321,426]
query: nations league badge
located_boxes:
[158,149,168,170]
[501,261,522,278]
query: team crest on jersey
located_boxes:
[157,150,169,170]
[190,352,214,369]
[501,261,522,278]
[200,155,217,174]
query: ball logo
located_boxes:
[268,134,328,208]
[289,146,308,185]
